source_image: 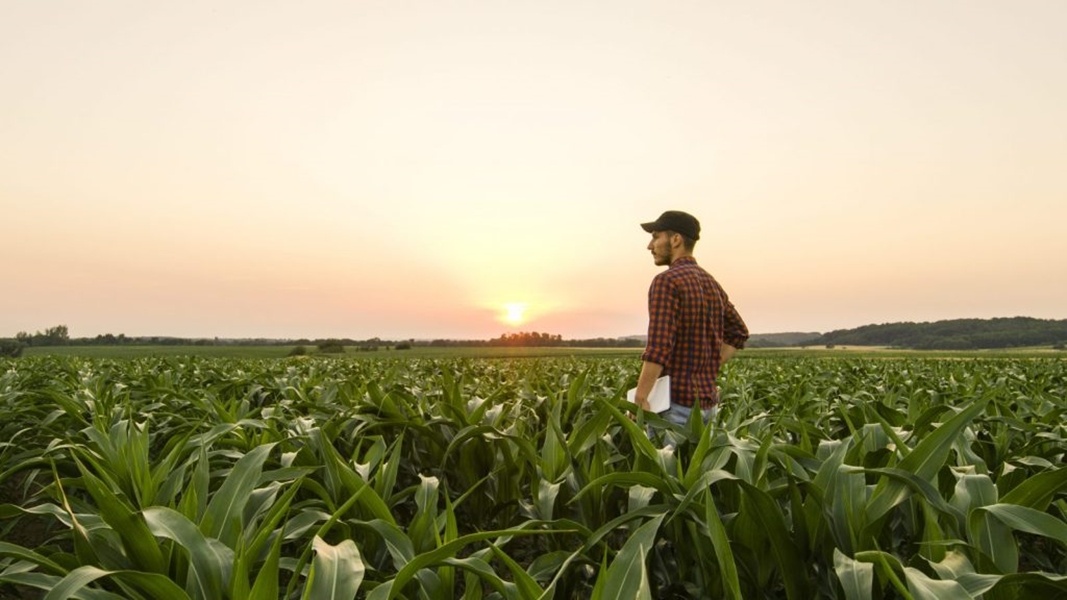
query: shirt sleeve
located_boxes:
[640,274,675,366]
[722,297,749,349]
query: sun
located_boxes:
[501,303,528,327]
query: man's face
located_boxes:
[647,231,673,266]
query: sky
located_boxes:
[2,1,1065,341]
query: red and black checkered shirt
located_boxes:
[641,256,749,409]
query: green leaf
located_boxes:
[855,550,913,600]
[0,572,126,599]
[248,530,284,600]
[833,549,874,600]
[1001,467,1067,510]
[704,489,742,600]
[74,458,166,574]
[44,565,191,600]
[572,472,674,503]
[0,541,69,575]
[143,506,231,600]
[975,503,1067,545]
[540,402,568,482]
[535,479,562,521]
[567,408,613,457]
[866,398,988,524]
[440,555,517,598]
[234,475,305,596]
[903,567,973,600]
[311,429,396,524]
[590,548,609,599]
[301,536,365,600]
[959,572,1067,596]
[356,519,415,571]
[487,542,544,599]
[967,506,1018,574]
[595,513,665,600]
[200,443,276,549]
[595,395,663,468]
[736,481,811,599]
[408,475,441,554]
[366,528,562,600]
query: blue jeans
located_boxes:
[661,402,718,426]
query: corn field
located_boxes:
[1,355,1065,599]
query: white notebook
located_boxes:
[626,376,671,412]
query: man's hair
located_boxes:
[675,232,697,251]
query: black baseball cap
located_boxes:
[641,210,700,241]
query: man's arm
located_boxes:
[722,298,749,355]
[721,343,739,364]
[638,275,673,411]
[633,360,664,411]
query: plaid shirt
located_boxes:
[641,256,749,409]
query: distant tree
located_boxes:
[316,340,345,354]
[16,325,71,346]
[42,325,70,345]
[816,317,1067,350]
[287,345,308,357]
[0,339,25,358]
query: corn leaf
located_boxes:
[43,565,191,600]
[0,572,127,599]
[142,506,231,600]
[972,503,1067,545]
[705,489,742,600]
[866,399,988,524]
[594,513,665,600]
[248,529,284,600]
[200,442,276,549]
[74,459,166,575]
[833,549,874,600]
[300,536,365,600]
[902,567,973,600]
[1000,467,1067,510]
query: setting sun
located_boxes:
[501,303,528,327]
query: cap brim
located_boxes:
[640,222,659,232]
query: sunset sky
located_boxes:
[2,1,1065,340]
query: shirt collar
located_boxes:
[670,256,697,268]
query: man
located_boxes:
[634,210,749,425]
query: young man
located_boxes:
[634,210,749,425]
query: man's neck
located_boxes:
[669,251,694,265]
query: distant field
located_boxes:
[19,344,1066,360]
[747,345,1067,359]
[22,345,296,359]
[21,345,644,360]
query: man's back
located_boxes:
[642,256,748,409]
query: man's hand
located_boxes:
[633,360,664,415]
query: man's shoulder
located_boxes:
[651,268,681,285]
[664,260,712,280]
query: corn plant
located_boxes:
[1,355,1065,598]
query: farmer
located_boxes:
[633,210,749,426]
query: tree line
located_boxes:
[814,317,1067,350]
[1,325,645,357]
[427,332,643,348]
